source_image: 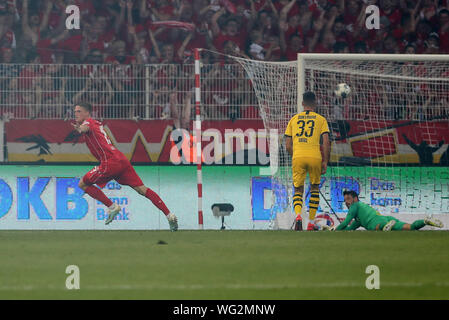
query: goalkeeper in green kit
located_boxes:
[327,190,444,231]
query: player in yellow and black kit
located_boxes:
[285,92,331,231]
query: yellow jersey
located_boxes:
[284,110,330,160]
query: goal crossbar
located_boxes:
[298,53,449,62]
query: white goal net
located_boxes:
[230,54,449,229]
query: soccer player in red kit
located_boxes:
[72,102,178,231]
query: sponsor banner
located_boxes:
[4,119,449,164]
[326,166,449,215]
[0,165,257,230]
[333,119,449,165]
[5,119,266,164]
[251,166,449,229]
[1,165,447,230]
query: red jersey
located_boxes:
[36,38,55,63]
[81,118,125,163]
[213,31,246,51]
[58,34,83,53]
[0,29,15,48]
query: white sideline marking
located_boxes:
[1,282,449,291]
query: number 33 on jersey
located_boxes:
[284,110,330,160]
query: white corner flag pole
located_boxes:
[194,48,203,229]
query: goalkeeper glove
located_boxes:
[322,225,336,231]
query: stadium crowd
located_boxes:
[0,0,448,64]
[0,0,448,123]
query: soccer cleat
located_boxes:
[382,220,396,231]
[294,217,303,231]
[105,203,121,225]
[167,213,178,231]
[424,216,444,228]
[307,223,319,231]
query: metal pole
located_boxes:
[194,48,203,229]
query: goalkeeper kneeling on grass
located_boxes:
[325,190,444,231]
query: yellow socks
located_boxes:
[308,190,320,222]
[293,192,303,219]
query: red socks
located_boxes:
[85,185,113,207]
[145,188,170,215]
[84,185,169,216]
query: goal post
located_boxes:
[297,54,305,114]
[228,53,449,229]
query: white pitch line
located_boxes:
[1,282,449,291]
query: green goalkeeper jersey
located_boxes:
[336,201,382,231]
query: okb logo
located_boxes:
[0,177,88,220]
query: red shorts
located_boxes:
[82,158,144,188]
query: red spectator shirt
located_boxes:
[284,25,303,41]
[313,44,332,53]
[252,0,269,11]
[17,67,44,89]
[75,0,96,16]
[189,32,208,52]
[36,38,55,63]
[439,29,449,53]
[81,118,125,163]
[99,30,116,48]
[48,2,68,30]
[335,31,355,50]
[58,34,83,53]
[213,31,246,51]
[104,57,136,87]
[343,12,358,30]
[380,8,402,28]
[105,55,136,65]
[0,29,15,48]
[85,32,115,53]
[274,1,300,17]
[284,45,307,61]
[146,0,175,18]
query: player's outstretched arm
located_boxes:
[72,123,89,133]
[402,134,418,151]
[335,216,351,231]
[431,140,445,152]
[346,220,361,231]
[335,209,355,231]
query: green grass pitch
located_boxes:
[0,230,448,299]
